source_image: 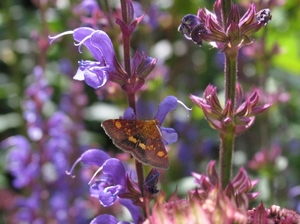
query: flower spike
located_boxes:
[190,83,271,135]
[179,3,272,50]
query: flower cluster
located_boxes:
[47,1,196,222]
[67,148,142,223]
[63,95,189,222]
[190,83,271,135]
[1,66,90,223]
[178,0,272,50]
[192,161,259,207]
[49,1,157,93]
[248,203,300,223]
[145,161,259,224]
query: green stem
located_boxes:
[224,50,238,109]
[219,126,235,188]
[219,48,238,189]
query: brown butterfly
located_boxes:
[101,119,169,169]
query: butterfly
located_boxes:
[101,119,169,169]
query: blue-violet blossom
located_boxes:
[49,27,157,92]
[123,95,191,146]
[1,135,39,189]
[50,27,126,89]
[67,149,140,223]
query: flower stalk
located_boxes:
[180,0,272,189]
[120,0,132,78]
[219,125,235,188]
[119,0,146,217]
[224,49,238,108]
[220,46,238,188]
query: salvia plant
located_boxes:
[1,0,300,223]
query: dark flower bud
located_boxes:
[178,14,201,38]
[144,169,160,196]
[179,3,272,50]
[178,14,205,46]
[256,8,272,25]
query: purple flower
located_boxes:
[143,169,160,196]
[76,150,125,207]
[24,66,53,104]
[23,66,53,141]
[90,158,126,206]
[49,27,157,92]
[2,66,91,223]
[16,191,41,223]
[123,95,191,145]
[50,28,126,89]
[78,0,100,15]
[67,149,140,222]
[1,135,39,188]
[49,193,69,222]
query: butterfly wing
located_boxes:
[101,119,169,169]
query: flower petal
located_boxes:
[73,28,104,62]
[1,135,31,158]
[239,3,256,28]
[90,30,115,65]
[83,67,108,89]
[102,158,126,186]
[90,181,119,206]
[73,68,85,81]
[90,214,119,224]
[123,107,136,120]
[80,149,110,167]
[98,185,119,206]
[155,96,178,125]
[160,127,178,145]
[73,27,95,42]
